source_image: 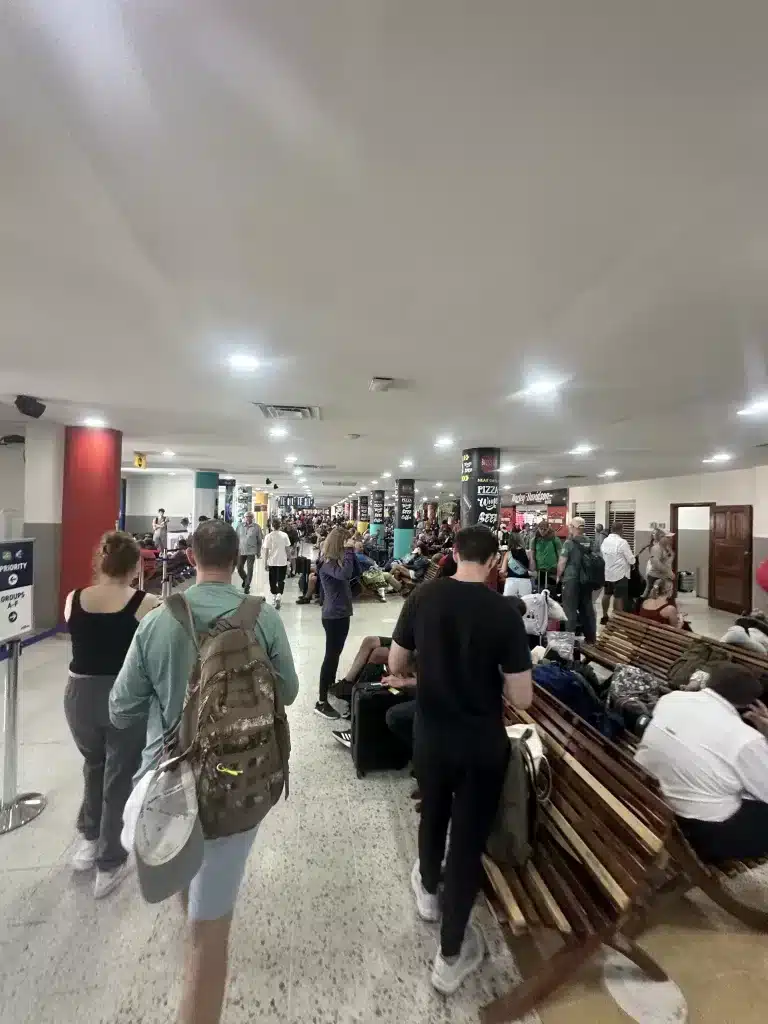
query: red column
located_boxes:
[59,427,122,616]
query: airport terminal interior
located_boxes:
[3,3,768,1023]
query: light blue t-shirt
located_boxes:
[109,583,299,779]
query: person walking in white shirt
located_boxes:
[635,662,768,863]
[262,519,291,609]
[599,522,635,624]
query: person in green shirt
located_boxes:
[110,519,299,1024]
[556,516,597,643]
[529,521,562,593]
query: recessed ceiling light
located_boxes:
[519,378,562,399]
[569,443,594,456]
[435,481,443,488]
[298,476,306,481]
[737,397,768,416]
[599,469,619,477]
[82,416,106,428]
[503,485,511,491]
[268,425,288,439]
[415,489,420,494]
[227,352,259,372]
[382,471,392,478]
[449,492,455,497]
[161,450,175,457]
[284,455,298,464]
[434,494,439,499]
[371,479,378,485]
[293,468,302,476]
[702,452,733,463]
[434,436,454,449]
[500,463,515,473]
[541,478,553,485]
[169,472,176,476]
[400,458,414,468]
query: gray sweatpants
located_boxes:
[64,675,147,870]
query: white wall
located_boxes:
[677,505,711,530]
[0,446,26,512]
[124,474,194,517]
[570,466,768,537]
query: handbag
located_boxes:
[486,725,551,868]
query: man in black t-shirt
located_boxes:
[390,525,532,996]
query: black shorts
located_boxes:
[377,636,393,649]
[604,578,629,600]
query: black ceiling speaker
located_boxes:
[273,483,279,490]
[14,395,46,419]
[265,477,272,485]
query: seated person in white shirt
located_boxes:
[599,522,635,624]
[635,662,768,863]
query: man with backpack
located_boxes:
[529,520,562,594]
[109,520,299,1024]
[556,516,602,643]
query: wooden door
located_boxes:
[710,505,753,613]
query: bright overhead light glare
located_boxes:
[737,397,768,416]
[82,416,106,428]
[569,443,594,456]
[500,463,515,473]
[382,471,392,478]
[227,352,259,372]
[600,469,619,478]
[541,478,554,485]
[161,450,175,457]
[399,458,414,468]
[434,494,439,499]
[268,425,288,439]
[702,452,733,464]
[449,492,455,497]
[435,481,443,488]
[434,436,454,449]
[370,479,378,485]
[284,455,298,464]
[415,489,420,494]
[503,485,512,491]
[520,378,562,399]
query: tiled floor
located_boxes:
[0,568,764,1023]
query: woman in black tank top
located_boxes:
[64,531,158,899]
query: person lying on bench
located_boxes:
[635,662,768,863]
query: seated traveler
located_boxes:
[354,542,402,600]
[390,544,432,589]
[635,663,768,863]
[637,578,682,627]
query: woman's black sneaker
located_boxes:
[314,701,341,720]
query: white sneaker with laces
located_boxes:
[431,922,486,995]
[93,861,131,899]
[70,838,98,872]
[275,594,282,610]
[411,860,440,922]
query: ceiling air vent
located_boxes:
[295,463,335,471]
[563,474,588,480]
[254,403,321,421]
[321,480,359,488]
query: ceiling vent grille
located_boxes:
[321,480,359,488]
[254,403,321,421]
[563,473,588,480]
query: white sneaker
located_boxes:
[411,861,440,922]
[431,922,486,995]
[70,838,98,872]
[93,861,130,899]
[275,594,282,610]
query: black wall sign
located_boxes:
[505,488,568,506]
[396,478,415,530]
[372,490,385,525]
[460,448,500,529]
[358,494,369,521]
[351,498,359,520]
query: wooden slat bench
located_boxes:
[581,611,768,682]
[480,686,676,1024]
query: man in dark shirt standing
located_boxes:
[390,525,532,995]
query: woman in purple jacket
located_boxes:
[315,528,356,719]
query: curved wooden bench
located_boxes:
[481,687,675,1023]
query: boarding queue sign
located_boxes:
[0,539,34,643]
[461,447,500,529]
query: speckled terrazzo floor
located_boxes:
[0,565,765,1023]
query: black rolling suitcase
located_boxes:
[351,681,412,778]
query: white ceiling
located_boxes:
[3,1,768,504]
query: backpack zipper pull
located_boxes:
[216,763,244,777]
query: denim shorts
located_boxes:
[187,826,259,921]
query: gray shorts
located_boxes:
[188,826,259,921]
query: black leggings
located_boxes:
[415,718,508,957]
[319,616,350,703]
[268,565,287,595]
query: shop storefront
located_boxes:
[501,487,569,538]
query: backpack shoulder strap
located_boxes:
[165,592,200,651]
[226,595,266,633]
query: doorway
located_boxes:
[669,503,714,604]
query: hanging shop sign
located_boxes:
[507,488,568,506]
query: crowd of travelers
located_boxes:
[59,503,768,1024]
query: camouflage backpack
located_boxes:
[166,593,290,839]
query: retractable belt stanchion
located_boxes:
[160,554,172,599]
[1,638,46,834]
